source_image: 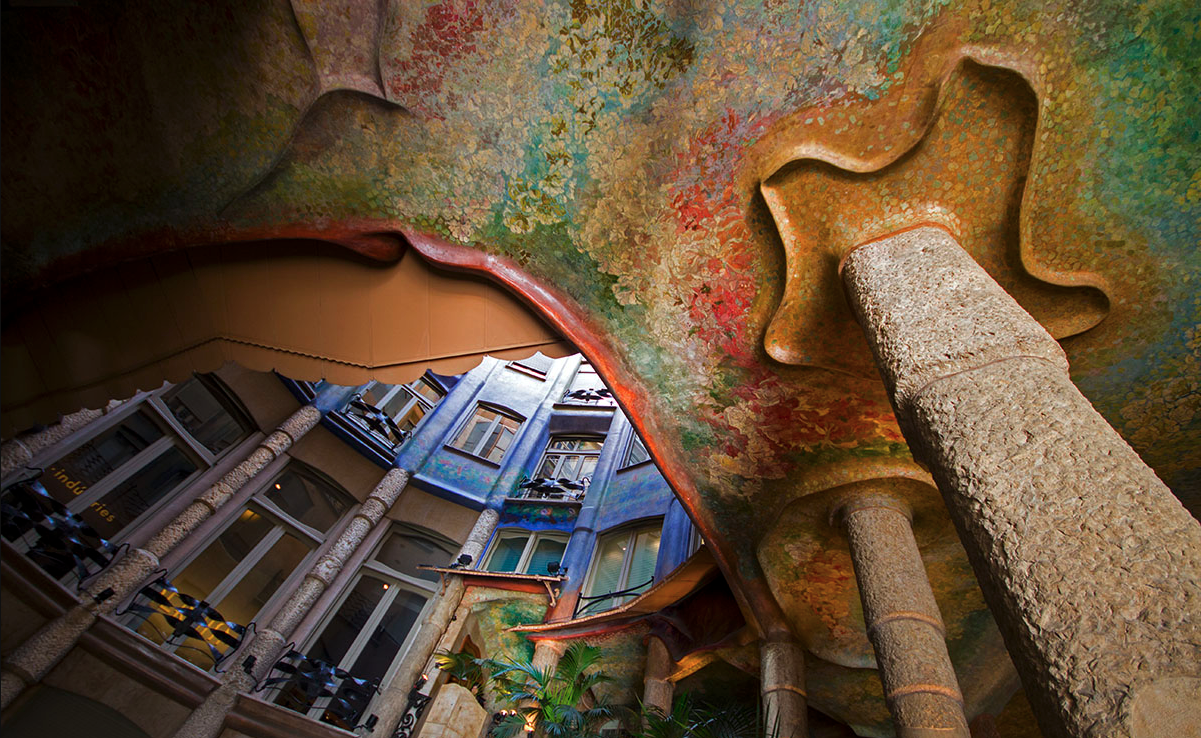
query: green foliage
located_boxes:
[433,649,491,697]
[437,642,616,738]
[632,693,759,738]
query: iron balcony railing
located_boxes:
[1,474,120,585]
[574,576,654,617]
[512,476,589,502]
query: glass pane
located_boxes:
[455,409,494,452]
[345,588,426,682]
[172,508,274,604]
[626,437,650,466]
[411,380,443,405]
[380,387,414,420]
[524,538,566,576]
[42,412,163,507]
[586,534,628,598]
[162,378,246,455]
[359,383,395,408]
[484,417,519,463]
[374,532,451,582]
[487,535,527,573]
[89,446,197,539]
[577,439,604,452]
[308,575,389,666]
[265,469,350,533]
[626,528,661,592]
[398,403,426,433]
[558,455,582,480]
[577,456,598,481]
[214,530,311,626]
[536,454,560,479]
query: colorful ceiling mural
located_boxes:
[3,0,1198,731]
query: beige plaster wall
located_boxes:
[213,364,304,434]
[390,487,479,545]
[287,424,388,502]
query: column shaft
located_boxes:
[374,506,501,737]
[842,226,1201,738]
[1,406,106,477]
[643,636,674,719]
[760,640,807,738]
[0,404,322,710]
[838,491,969,737]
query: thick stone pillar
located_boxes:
[531,638,569,673]
[374,507,501,737]
[833,487,969,738]
[643,636,673,718]
[841,226,1201,738]
[171,467,410,738]
[0,404,323,710]
[1,406,107,477]
[760,639,807,738]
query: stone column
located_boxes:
[1,405,107,477]
[171,467,410,738]
[0,404,323,710]
[531,638,569,673]
[643,636,673,718]
[842,226,1201,738]
[833,487,969,738]
[760,639,807,738]
[373,506,501,737]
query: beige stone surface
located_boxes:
[418,683,488,738]
[212,363,303,433]
[287,423,389,503]
[838,490,969,737]
[761,640,808,738]
[0,406,105,476]
[391,486,480,544]
[843,229,1201,738]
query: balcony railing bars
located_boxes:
[344,395,410,448]
[120,576,248,668]
[513,476,589,501]
[1,474,120,584]
[560,387,614,405]
[574,576,654,617]
[264,650,379,730]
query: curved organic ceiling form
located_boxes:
[2,0,1198,730]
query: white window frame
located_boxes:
[621,434,650,468]
[582,522,662,610]
[139,466,354,662]
[289,533,441,722]
[483,529,569,575]
[348,378,443,444]
[449,404,524,462]
[11,377,250,548]
[535,435,604,483]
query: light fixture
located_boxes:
[274,483,281,489]
[382,583,389,590]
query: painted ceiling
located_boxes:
[2,0,1198,732]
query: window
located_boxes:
[348,378,444,446]
[22,376,249,542]
[580,523,661,614]
[277,528,446,728]
[561,360,615,406]
[623,435,650,467]
[131,466,352,669]
[451,406,523,463]
[484,530,568,576]
[507,353,554,380]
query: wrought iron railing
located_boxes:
[512,476,589,501]
[344,396,411,448]
[120,576,248,668]
[265,650,379,731]
[560,387,615,405]
[1,475,120,584]
[574,577,654,617]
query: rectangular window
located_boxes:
[623,435,651,467]
[580,522,662,615]
[129,466,352,670]
[278,527,440,728]
[451,406,523,463]
[561,360,616,406]
[484,530,568,576]
[348,378,444,447]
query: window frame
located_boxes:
[286,528,443,723]
[483,529,569,575]
[621,434,651,468]
[448,404,525,463]
[581,520,663,613]
[534,435,605,484]
[347,378,444,446]
[136,464,355,664]
[11,376,251,547]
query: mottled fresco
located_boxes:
[2,0,1199,731]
